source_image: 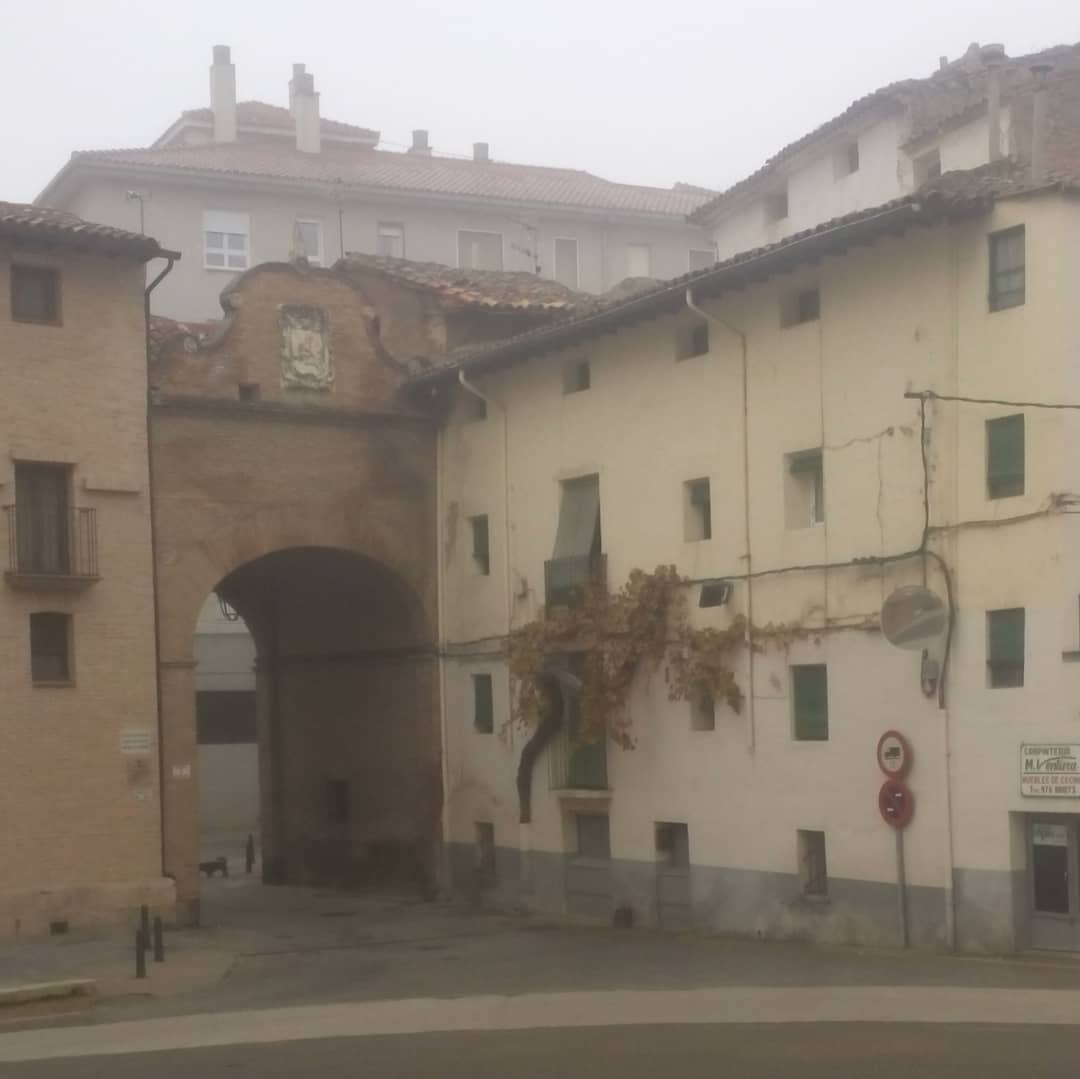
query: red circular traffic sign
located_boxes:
[876,730,912,779]
[878,779,915,829]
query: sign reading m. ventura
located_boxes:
[1021,743,1080,797]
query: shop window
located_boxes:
[1031,822,1070,914]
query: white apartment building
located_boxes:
[427,161,1080,954]
[37,47,715,321]
[691,41,1080,260]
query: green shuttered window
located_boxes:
[987,414,1024,499]
[989,226,1025,311]
[988,608,1025,688]
[793,664,829,741]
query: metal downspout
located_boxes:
[685,287,756,752]
[143,253,177,884]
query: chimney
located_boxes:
[1030,62,1053,182]
[938,55,948,72]
[294,71,321,154]
[288,63,307,116]
[473,142,490,163]
[210,45,237,144]
[409,129,431,156]
[982,44,1005,163]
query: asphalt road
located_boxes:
[10,1024,1080,1079]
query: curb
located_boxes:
[0,980,96,1008]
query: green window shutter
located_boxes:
[990,226,1025,311]
[793,665,829,741]
[988,609,1024,687]
[987,414,1024,498]
[473,674,494,733]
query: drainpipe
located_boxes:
[143,252,178,884]
[434,420,452,895]
[456,369,524,853]
[685,287,756,752]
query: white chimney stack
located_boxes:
[1030,63,1053,182]
[473,142,490,163]
[982,44,1005,163]
[288,63,306,116]
[210,45,237,144]
[294,71,321,154]
[409,129,431,156]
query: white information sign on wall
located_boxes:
[119,729,153,756]
[1021,743,1080,797]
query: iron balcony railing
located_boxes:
[4,505,99,581]
[549,725,609,791]
[543,552,607,608]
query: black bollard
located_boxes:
[245,833,255,875]
[152,916,165,963]
[139,904,150,950]
[135,929,147,979]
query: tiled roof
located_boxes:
[176,100,377,140]
[423,161,1080,382]
[0,201,170,259]
[338,253,588,311]
[689,41,1080,223]
[56,142,712,218]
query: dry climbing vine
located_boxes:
[508,565,753,749]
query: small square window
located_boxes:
[913,148,942,186]
[574,813,611,859]
[989,226,1025,311]
[473,673,494,733]
[30,612,72,684]
[327,778,350,824]
[767,189,789,221]
[684,478,712,541]
[785,450,824,527]
[11,265,61,324]
[698,580,731,608]
[656,822,690,869]
[792,664,828,741]
[458,230,503,271]
[676,322,709,361]
[475,821,496,880]
[987,414,1024,499]
[988,608,1024,688]
[377,222,405,259]
[834,141,860,177]
[689,248,717,272]
[562,359,590,394]
[781,287,820,327]
[798,830,828,896]
[469,514,490,576]
[690,687,716,731]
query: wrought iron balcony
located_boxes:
[543,552,607,608]
[4,505,99,591]
[548,725,609,792]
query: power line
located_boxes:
[906,389,1080,411]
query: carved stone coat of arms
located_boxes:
[279,304,334,390]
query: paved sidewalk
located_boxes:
[3,876,1080,1028]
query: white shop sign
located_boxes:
[1021,743,1080,797]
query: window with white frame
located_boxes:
[553,237,579,289]
[689,248,716,272]
[377,222,405,258]
[458,230,503,270]
[203,210,250,271]
[626,243,651,278]
[296,219,323,265]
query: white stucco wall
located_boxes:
[60,177,713,321]
[439,192,1080,945]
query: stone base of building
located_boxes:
[448,843,1025,954]
[0,877,177,940]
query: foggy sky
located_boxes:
[2,0,1076,205]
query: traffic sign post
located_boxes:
[875,731,915,949]
[878,778,915,829]
[876,730,912,780]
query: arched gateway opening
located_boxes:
[206,546,436,889]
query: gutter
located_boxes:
[142,251,179,884]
